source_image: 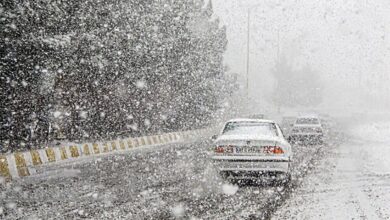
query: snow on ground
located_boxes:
[273,121,390,220]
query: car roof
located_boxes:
[226,118,275,123]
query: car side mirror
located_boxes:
[211,134,218,141]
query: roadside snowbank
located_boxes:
[349,121,390,143]
[273,121,390,220]
[348,121,390,175]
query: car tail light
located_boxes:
[272,146,284,154]
[215,146,224,153]
[264,146,284,154]
[214,146,234,153]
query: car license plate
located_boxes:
[235,146,263,154]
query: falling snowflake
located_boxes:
[171,203,185,218]
[79,111,88,119]
[222,183,238,196]
[136,80,147,89]
[78,209,85,216]
[129,123,138,131]
[160,114,167,120]
[53,111,62,118]
[92,193,98,199]
[144,119,151,127]
[6,202,17,209]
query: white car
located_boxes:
[288,115,324,144]
[211,119,292,183]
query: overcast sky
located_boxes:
[212,0,390,111]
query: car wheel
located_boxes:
[278,173,292,186]
[220,171,230,179]
[285,172,292,183]
[270,172,291,187]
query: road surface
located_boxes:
[1,130,343,219]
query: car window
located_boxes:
[222,122,278,136]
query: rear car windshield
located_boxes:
[222,122,278,136]
[296,118,320,125]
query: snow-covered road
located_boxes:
[1,131,342,219]
[273,122,390,220]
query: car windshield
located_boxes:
[222,122,278,136]
[296,118,320,125]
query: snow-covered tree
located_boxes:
[0,0,230,150]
